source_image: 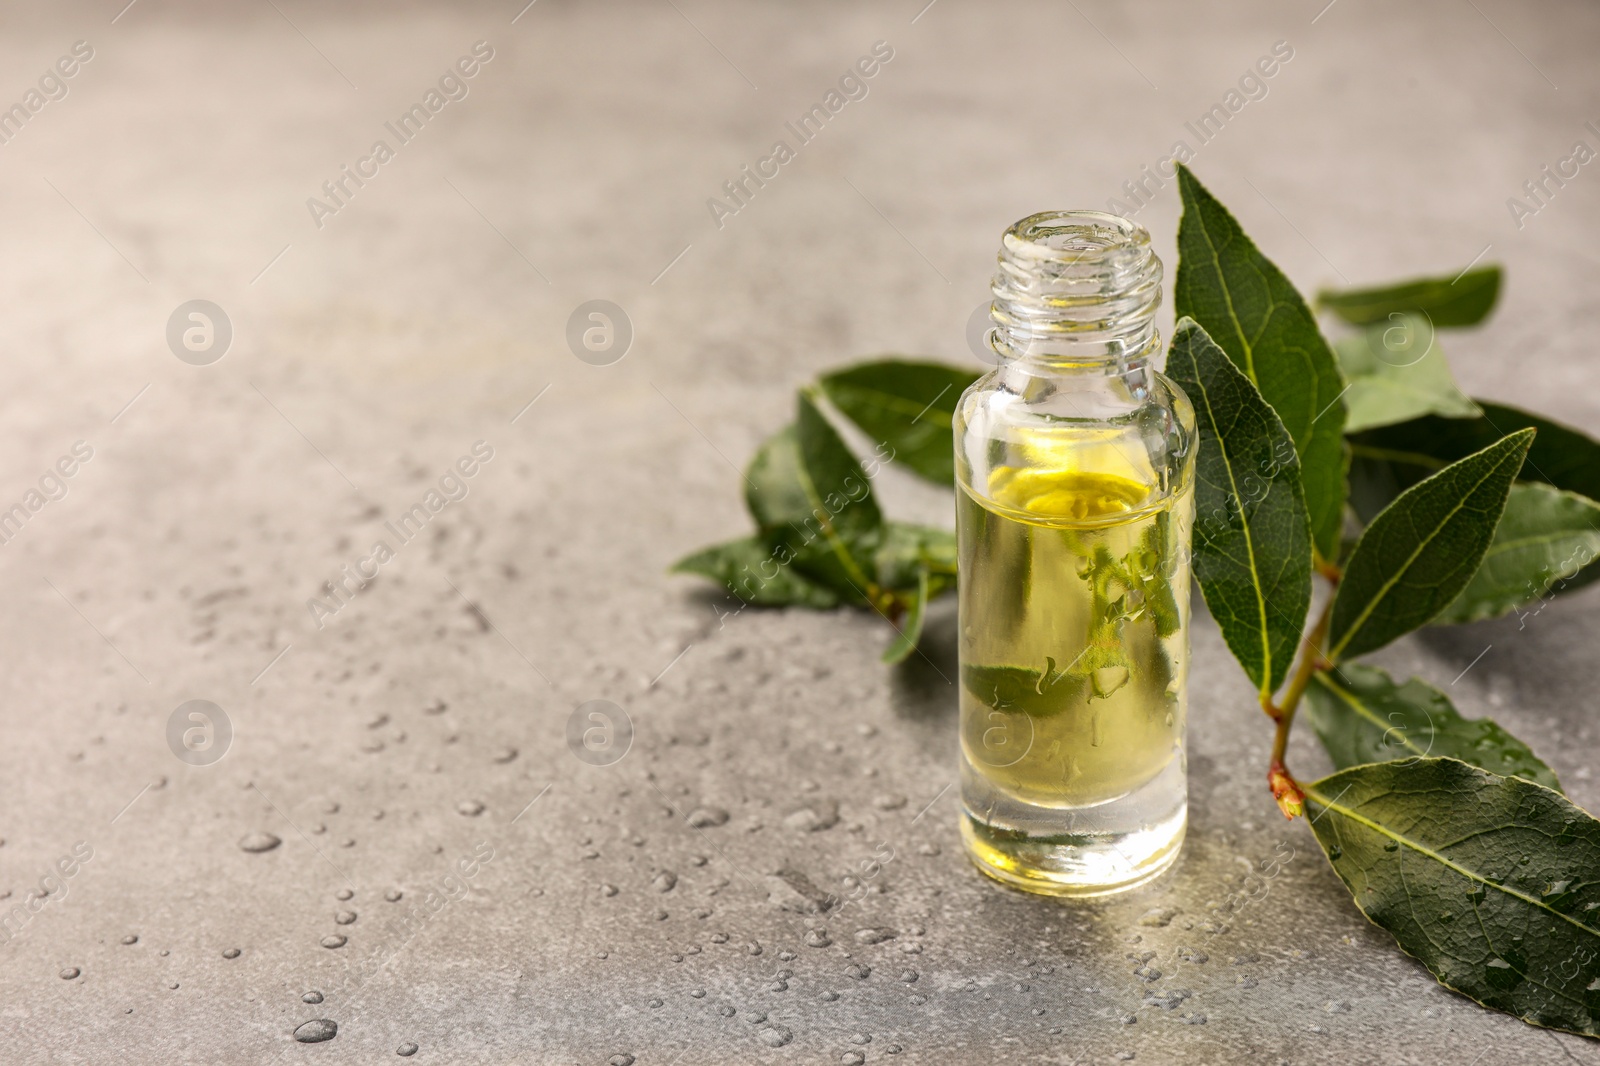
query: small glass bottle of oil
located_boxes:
[955,211,1196,896]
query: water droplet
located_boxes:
[873,793,908,811]
[686,807,730,828]
[1544,879,1573,896]
[1137,907,1177,927]
[916,842,940,856]
[121,935,138,945]
[745,941,761,956]
[238,832,282,853]
[710,933,729,944]
[759,1026,794,1048]
[600,884,619,897]
[1382,841,1399,853]
[855,928,896,945]
[1326,845,1342,861]
[888,1044,904,1054]
[900,969,919,983]
[457,800,486,817]
[909,993,927,1005]
[293,1019,338,1043]
[806,929,832,948]
[718,1005,736,1017]
[222,948,241,959]
[493,747,518,763]
[321,935,348,949]
[385,889,403,902]
[784,801,840,832]
[690,989,706,999]
[820,990,840,1002]
[335,888,354,901]
[842,1053,866,1066]
[648,998,664,1008]
[397,1042,419,1057]
[653,871,678,893]
[847,964,871,980]
[59,967,81,980]
[1324,1001,1350,1014]
[1120,1013,1137,1025]
[302,991,324,1004]
[335,909,359,925]
[608,1055,635,1066]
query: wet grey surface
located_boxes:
[0,1,1597,1062]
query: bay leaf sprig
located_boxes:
[671,164,1600,1036]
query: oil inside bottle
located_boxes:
[958,449,1191,895]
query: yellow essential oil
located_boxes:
[955,212,1195,896]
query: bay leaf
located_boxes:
[1174,164,1347,562]
[1166,316,1312,697]
[1327,428,1533,660]
[1317,265,1502,328]
[817,359,979,485]
[1305,758,1600,1037]
[1304,662,1561,790]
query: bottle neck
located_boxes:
[986,210,1163,377]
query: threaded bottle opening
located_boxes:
[989,210,1163,365]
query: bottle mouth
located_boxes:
[990,210,1162,365]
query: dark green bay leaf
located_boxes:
[1174,165,1347,561]
[881,567,931,664]
[1333,314,1481,432]
[744,423,810,532]
[786,390,885,602]
[1435,482,1600,625]
[1317,265,1502,328]
[1348,402,1600,597]
[1305,758,1600,1037]
[874,521,957,594]
[1327,429,1533,661]
[1166,317,1312,697]
[1348,401,1600,519]
[1304,663,1560,790]
[817,360,980,485]
[670,537,841,609]
[741,399,885,604]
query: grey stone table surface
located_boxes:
[0,0,1596,1062]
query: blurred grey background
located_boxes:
[0,1,1596,1063]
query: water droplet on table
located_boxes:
[321,935,347,949]
[59,967,81,980]
[293,1019,337,1043]
[686,807,729,828]
[397,1042,419,1057]
[303,991,324,1004]
[238,832,281,853]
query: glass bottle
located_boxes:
[954,210,1196,896]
